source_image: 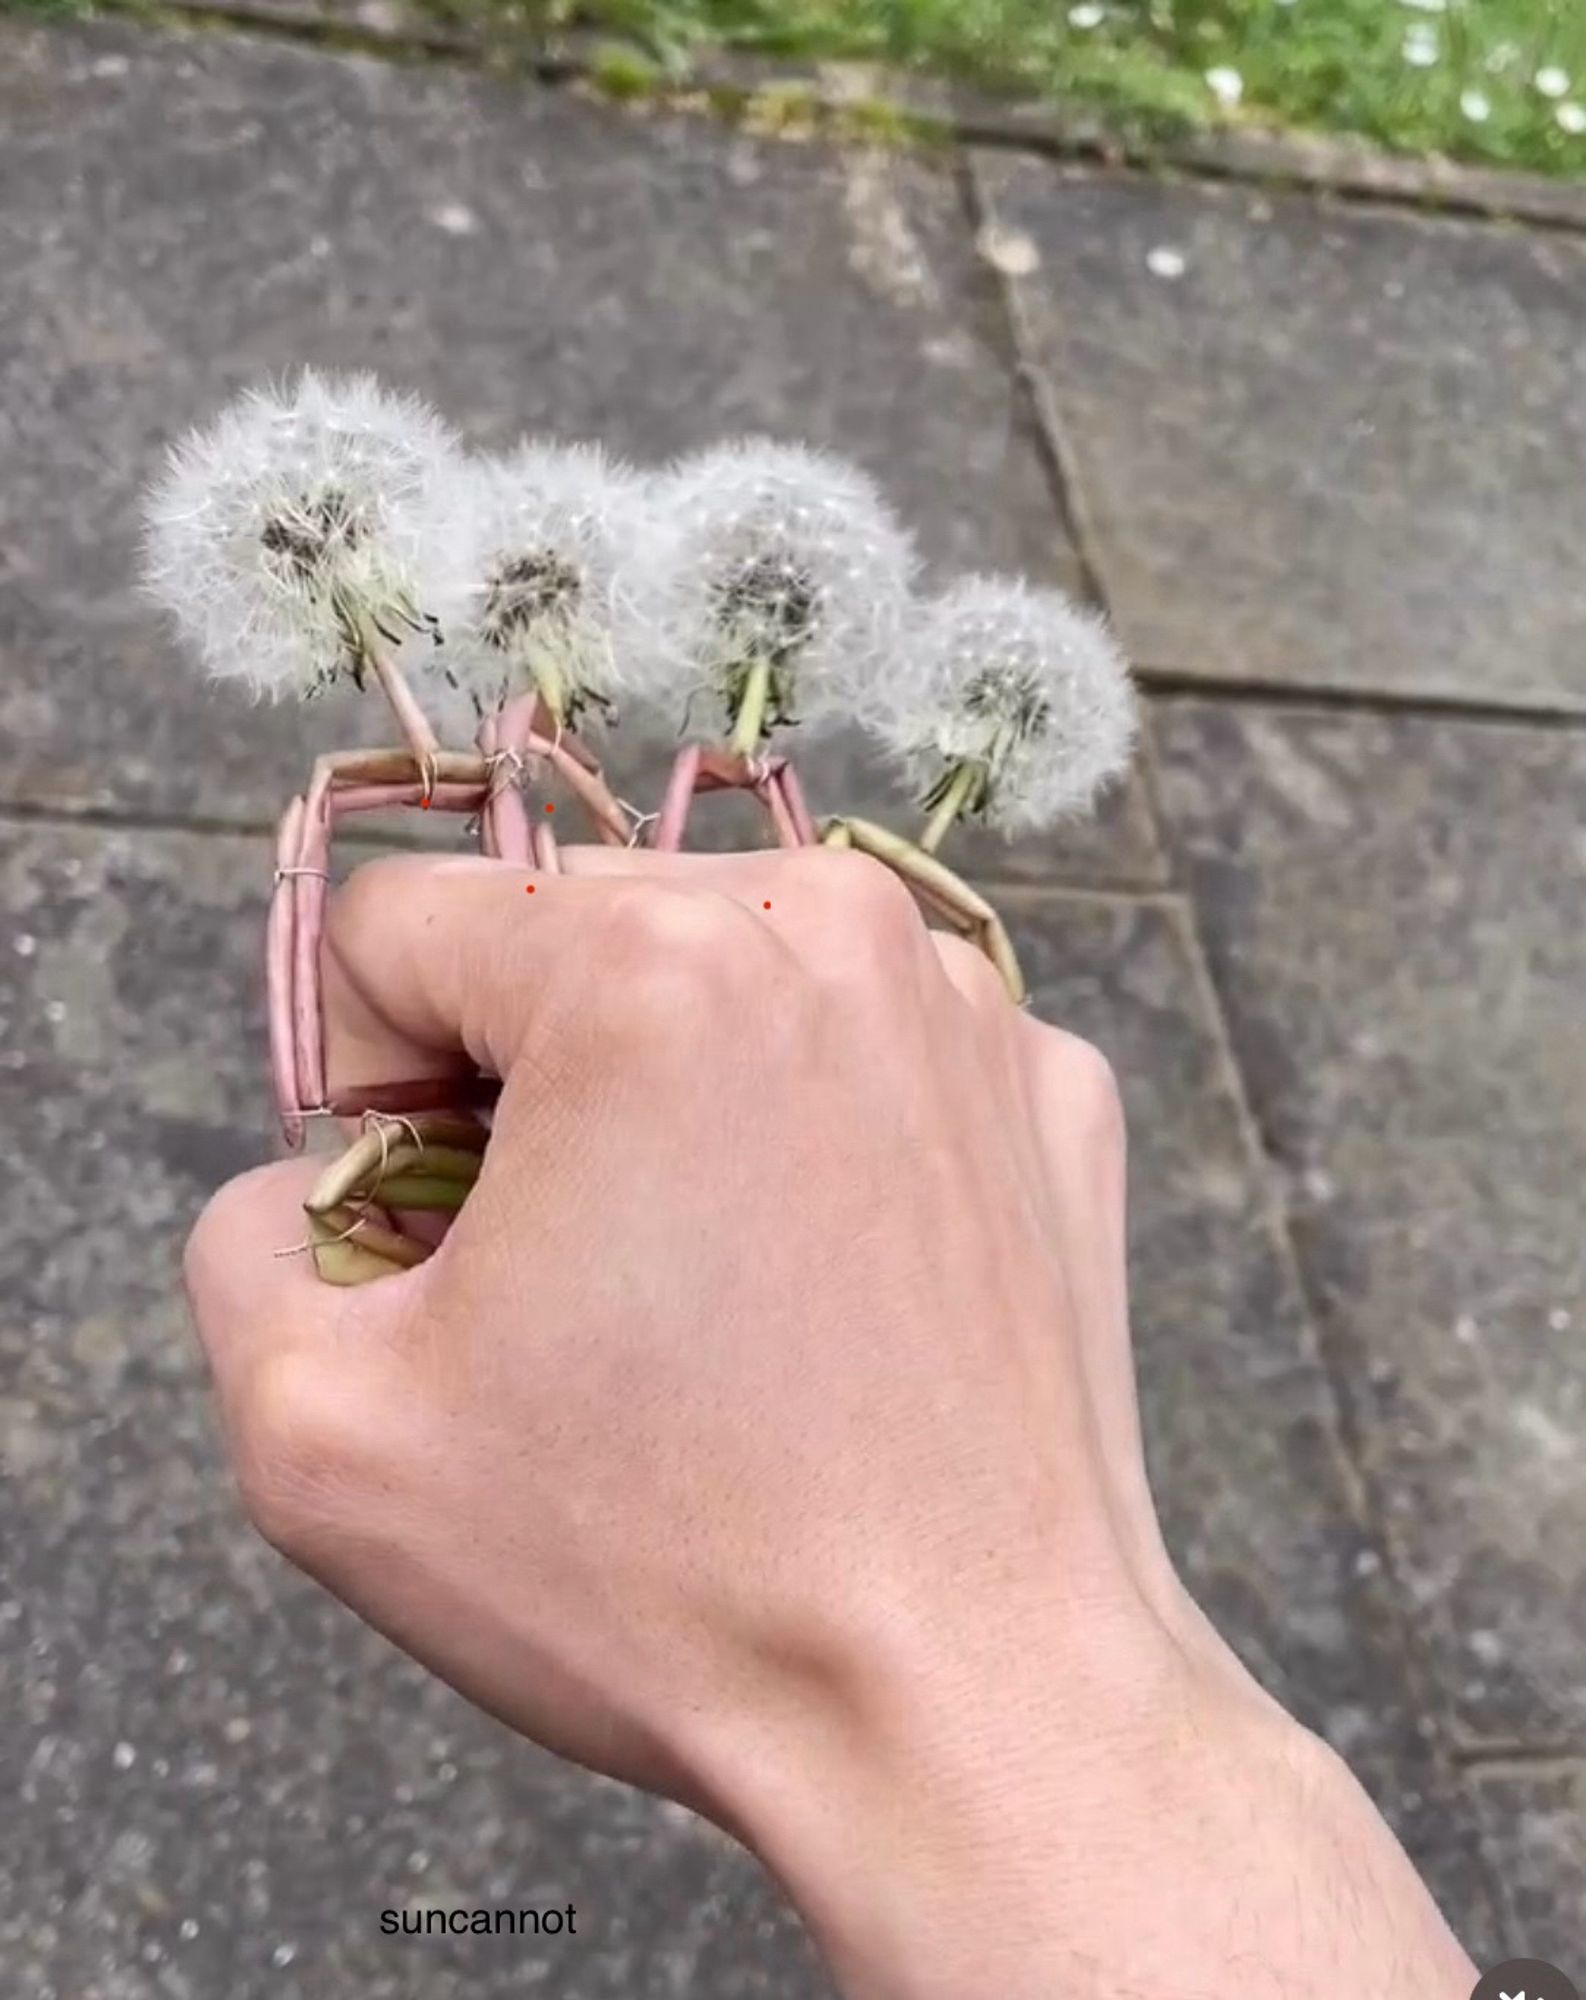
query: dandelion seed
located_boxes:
[1146,245,1187,278]
[1401,23,1439,67]
[1397,0,1445,12]
[861,578,1137,842]
[141,371,460,702]
[1459,87,1491,122]
[628,439,915,754]
[1205,66,1243,108]
[1536,64,1571,99]
[1557,100,1586,133]
[426,443,647,731]
[1067,2,1104,26]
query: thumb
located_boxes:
[184,1157,434,1570]
[183,1157,418,1454]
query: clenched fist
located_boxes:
[185,846,1474,2000]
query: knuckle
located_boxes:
[934,931,1012,1011]
[1054,1031,1126,1146]
[793,845,921,937]
[588,888,772,1028]
[598,885,730,959]
[323,853,417,956]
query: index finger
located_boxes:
[320,851,788,1102]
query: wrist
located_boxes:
[693,1594,1473,2000]
[702,1589,1226,1998]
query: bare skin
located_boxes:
[184,846,1477,2000]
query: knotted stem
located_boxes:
[822,815,1026,1005]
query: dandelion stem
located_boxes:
[367,1173,473,1212]
[525,637,569,731]
[918,760,984,854]
[728,656,773,757]
[307,1204,430,1278]
[819,815,1028,1005]
[360,628,440,764]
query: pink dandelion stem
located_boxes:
[491,690,629,846]
[652,744,703,851]
[651,745,815,851]
[775,759,818,845]
[324,1074,501,1119]
[292,762,337,1117]
[485,701,535,864]
[269,796,306,1147]
[474,712,503,860]
[366,643,441,774]
[756,765,799,848]
[271,750,494,1144]
[328,781,484,818]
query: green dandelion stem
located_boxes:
[365,1173,473,1212]
[918,760,985,854]
[728,656,774,757]
[524,636,571,730]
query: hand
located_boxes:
[185,846,1475,1998]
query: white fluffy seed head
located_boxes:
[875,577,1137,835]
[140,370,460,699]
[626,438,916,739]
[424,443,647,731]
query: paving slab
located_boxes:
[1,816,1503,1982]
[974,155,1586,711]
[1470,1765,1586,1967]
[0,17,1159,888]
[1150,699,1586,1769]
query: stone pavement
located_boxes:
[1,13,1582,1992]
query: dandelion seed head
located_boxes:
[1536,65,1571,99]
[628,438,915,738]
[1460,87,1491,122]
[869,578,1137,835]
[425,442,648,730]
[1558,99,1586,133]
[141,370,458,699]
[1402,22,1439,66]
[1205,66,1243,108]
[1067,3,1105,27]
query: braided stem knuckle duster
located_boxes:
[142,377,1139,1283]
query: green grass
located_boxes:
[17,0,1586,176]
[436,0,1586,176]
